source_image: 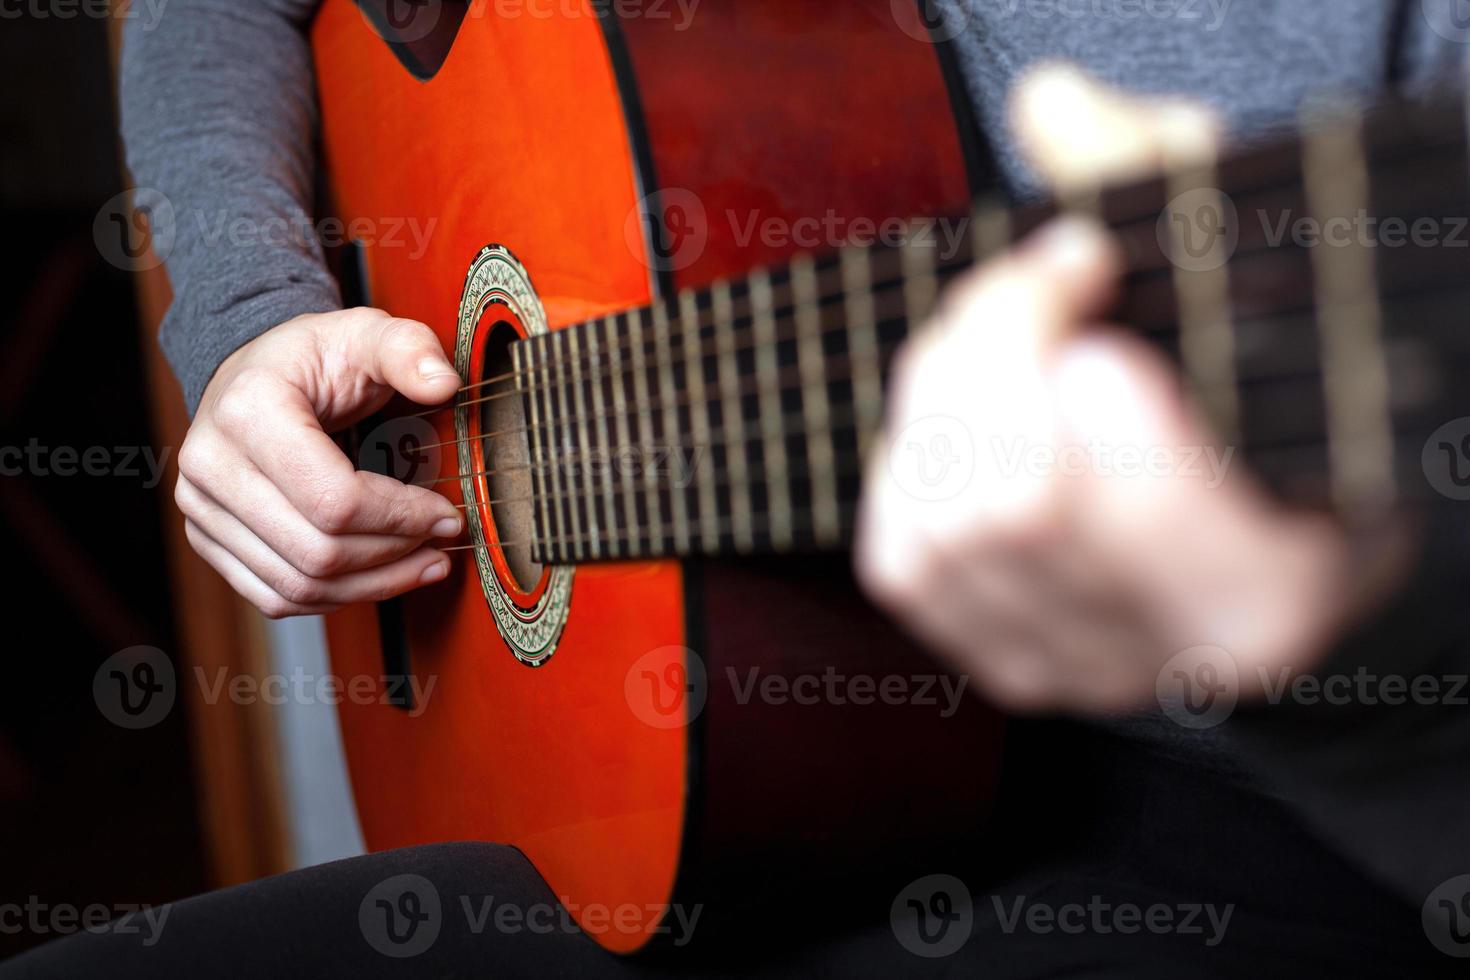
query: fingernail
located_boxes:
[1029,217,1111,272]
[432,516,462,538]
[418,357,459,381]
[420,558,450,584]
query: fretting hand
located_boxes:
[854,67,1406,713]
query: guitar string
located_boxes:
[442,501,863,554]
[459,422,872,513]
[427,358,1452,561]
[377,133,1469,557]
[452,461,1457,559]
[405,332,910,457]
[392,263,952,422]
[373,279,1470,476]
[393,211,1470,440]
[456,453,1465,559]
[441,403,1453,558]
[388,140,1467,417]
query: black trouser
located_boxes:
[3,721,1453,979]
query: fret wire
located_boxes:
[566,325,601,559]
[681,289,720,552]
[750,268,794,549]
[1164,157,1234,443]
[1062,183,1103,220]
[507,342,526,519]
[586,318,620,558]
[627,307,669,554]
[550,330,585,560]
[653,301,691,554]
[792,253,840,547]
[840,246,882,462]
[538,335,567,563]
[901,220,939,330]
[1302,105,1396,519]
[525,335,550,563]
[605,313,640,558]
[712,279,755,552]
[519,339,555,563]
[971,199,1012,262]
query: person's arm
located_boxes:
[120,0,465,617]
[120,0,340,414]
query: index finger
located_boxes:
[224,379,464,538]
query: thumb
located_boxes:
[1010,62,1219,197]
[335,308,462,406]
[939,215,1123,363]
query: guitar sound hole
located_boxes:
[480,322,542,593]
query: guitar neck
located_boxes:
[511,92,1470,565]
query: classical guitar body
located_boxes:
[311,0,1002,953]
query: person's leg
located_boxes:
[3,723,1454,978]
[0,842,641,980]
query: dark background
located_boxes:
[0,10,206,962]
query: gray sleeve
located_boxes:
[119,0,340,415]
[1219,11,1470,914]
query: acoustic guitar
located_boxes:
[309,0,1469,953]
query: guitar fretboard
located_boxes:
[501,93,1470,565]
